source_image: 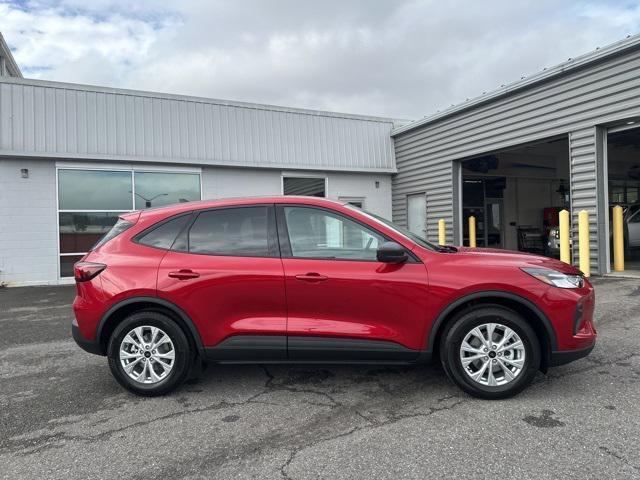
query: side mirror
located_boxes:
[377,241,408,263]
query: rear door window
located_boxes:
[188,207,271,257]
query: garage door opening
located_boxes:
[460,136,570,256]
[607,126,640,271]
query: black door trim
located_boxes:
[204,335,425,364]
[204,335,287,361]
[288,336,421,362]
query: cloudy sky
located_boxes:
[2,0,640,119]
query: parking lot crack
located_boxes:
[279,395,468,479]
[4,395,271,456]
[599,446,640,472]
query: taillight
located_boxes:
[74,261,106,282]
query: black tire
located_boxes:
[439,306,540,400]
[107,311,193,396]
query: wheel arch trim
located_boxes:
[427,290,558,352]
[97,296,205,357]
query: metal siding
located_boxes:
[393,47,640,273]
[569,128,599,270]
[0,77,396,172]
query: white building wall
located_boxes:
[201,167,282,199]
[326,171,392,219]
[0,158,58,285]
[202,166,392,218]
[1,161,392,286]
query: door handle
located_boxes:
[295,273,328,283]
[168,269,200,280]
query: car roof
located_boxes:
[135,196,347,218]
[123,195,423,252]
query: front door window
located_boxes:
[283,206,384,261]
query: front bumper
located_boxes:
[72,318,103,355]
[549,340,595,367]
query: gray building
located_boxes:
[4,31,640,285]
[392,33,640,275]
[0,37,398,285]
[0,33,21,78]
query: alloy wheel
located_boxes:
[459,322,526,387]
[119,326,176,384]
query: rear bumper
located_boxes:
[549,340,595,367]
[72,318,103,356]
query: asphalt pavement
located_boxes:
[0,277,639,479]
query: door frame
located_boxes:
[601,122,640,274]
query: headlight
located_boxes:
[521,267,584,289]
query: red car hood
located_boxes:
[453,247,584,275]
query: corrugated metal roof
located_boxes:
[392,33,640,136]
[0,76,398,172]
[0,32,22,78]
[1,76,397,123]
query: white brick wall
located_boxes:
[0,161,392,285]
[202,166,392,218]
[326,172,392,219]
[201,167,282,199]
[0,158,58,285]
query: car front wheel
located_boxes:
[107,311,193,396]
[440,306,541,399]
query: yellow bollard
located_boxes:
[438,219,446,245]
[578,210,590,277]
[559,209,570,264]
[469,216,476,248]
[612,205,624,272]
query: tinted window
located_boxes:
[59,212,124,253]
[284,207,384,260]
[94,218,134,249]
[138,215,190,250]
[188,207,269,256]
[134,172,201,209]
[58,170,132,210]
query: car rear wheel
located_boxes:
[107,311,193,396]
[440,306,540,399]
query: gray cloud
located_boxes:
[3,0,640,119]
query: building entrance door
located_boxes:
[407,193,427,238]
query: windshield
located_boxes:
[344,204,441,251]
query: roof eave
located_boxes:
[392,33,640,137]
[0,32,22,78]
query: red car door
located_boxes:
[157,205,287,360]
[276,204,430,360]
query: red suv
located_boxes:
[72,196,596,399]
